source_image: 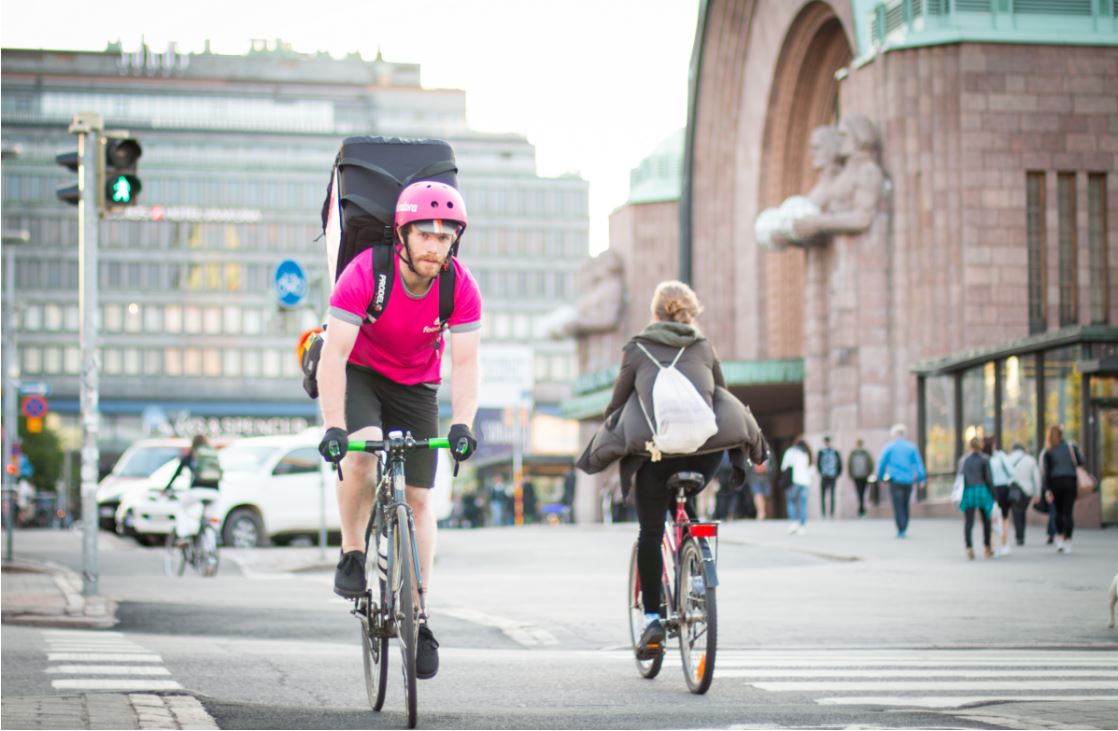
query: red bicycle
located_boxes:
[627,470,719,694]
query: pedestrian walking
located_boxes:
[817,436,842,518]
[957,436,995,560]
[984,436,1015,557]
[875,423,926,538]
[781,438,813,534]
[847,438,875,517]
[1006,442,1041,546]
[749,457,770,521]
[1041,424,1084,554]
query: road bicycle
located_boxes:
[627,470,719,694]
[162,493,221,578]
[328,430,452,730]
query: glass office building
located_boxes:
[1,42,587,470]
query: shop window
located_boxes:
[961,362,996,445]
[1057,173,1078,326]
[924,374,957,477]
[1087,173,1109,324]
[1044,346,1082,446]
[1001,355,1038,453]
[1026,172,1047,334]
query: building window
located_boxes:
[183,348,203,376]
[44,304,63,331]
[223,305,242,334]
[164,347,182,377]
[22,304,41,331]
[123,348,142,375]
[43,347,62,374]
[203,348,221,377]
[165,305,182,334]
[184,306,202,334]
[124,304,142,333]
[1057,173,1078,326]
[103,348,122,375]
[22,347,41,374]
[65,347,80,375]
[1001,355,1038,454]
[1087,173,1109,324]
[243,349,261,377]
[144,349,162,376]
[961,362,996,445]
[1044,346,1082,446]
[65,306,80,332]
[262,350,281,378]
[144,305,163,333]
[223,349,242,377]
[243,309,262,335]
[1026,172,1047,334]
[203,307,222,335]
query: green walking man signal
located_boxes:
[56,133,143,212]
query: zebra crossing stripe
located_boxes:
[46,665,171,675]
[819,695,1118,709]
[720,669,1118,678]
[50,679,183,691]
[47,654,163,662]
[753,680,1118,691]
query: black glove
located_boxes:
[319,427,349,464]
[448,423,476,463]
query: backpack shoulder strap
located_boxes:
[439,261,456,327]
[634,341,664,369]
[367,244,395,320]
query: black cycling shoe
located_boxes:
[636,619,666,660]
[416,624,440,679]
[333,550,367,598]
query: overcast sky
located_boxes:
[1,0,699,254]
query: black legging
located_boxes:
[853,478,868,515]
[820,478,836,516]
[635,451,723,616]
[1050,476,1077,539]
[964,507,991,549]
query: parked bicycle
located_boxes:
[326,430,452,730]
[162,493,221,578]
[627,470,719,694]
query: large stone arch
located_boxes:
[686,0,856,363]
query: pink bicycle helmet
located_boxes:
[395,181,468,242]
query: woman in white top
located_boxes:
[781,438,813,534]
[1006,441,1042,547]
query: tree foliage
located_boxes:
[18,417,63,493]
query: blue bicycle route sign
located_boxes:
[274,259,308,308]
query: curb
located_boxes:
[1,559,119,629]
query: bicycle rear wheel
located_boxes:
[163,534,185,577]
[362,525,389,712]
[678,538,717,694]
[198,525,220,577]
[627,542,667,678]
[394,505,418,729]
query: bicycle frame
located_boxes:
[659,488,720,629]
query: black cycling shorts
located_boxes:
[345,363,439,489]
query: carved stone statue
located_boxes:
[755,125,841,250]
[548,249,625,339]
[792,115,884,241]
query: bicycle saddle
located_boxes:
[666,471,707,496]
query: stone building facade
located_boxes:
[569,0,1118,524]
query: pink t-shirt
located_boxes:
[329,248,482,385]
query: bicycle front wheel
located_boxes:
[394,505,418,729]
[163,534,186,577]
[198,526,220,577]
[363,524,389,712]
[678,538,717,694]
[627,542,666,679]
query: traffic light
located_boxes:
[102,135,142,209]
[55,150,81,206]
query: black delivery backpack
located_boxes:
[302,137,459,399]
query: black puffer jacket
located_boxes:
[576,321,766,494]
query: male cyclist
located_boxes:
[317,181,481,680]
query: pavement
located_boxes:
[2,534,217,730]
[3,518,1117,730]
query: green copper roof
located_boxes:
[851,0,1118,66]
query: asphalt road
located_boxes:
[3,518,1117,729]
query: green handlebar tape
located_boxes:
[345,438,450,451]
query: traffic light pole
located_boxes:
[72,114,103,596]
[2,239,17,562]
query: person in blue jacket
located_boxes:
[876,423,926,538]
